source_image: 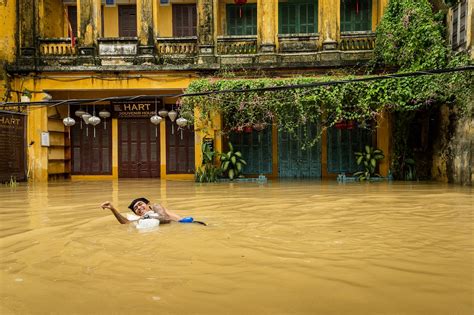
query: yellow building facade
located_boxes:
[1,0,395,182]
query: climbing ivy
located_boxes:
[180,0,472,151]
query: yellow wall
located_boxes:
[156,4,173,37]
[40,0,64,38]
[0,0,16,63]
[103,6,119,37]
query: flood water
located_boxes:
[0,180,472,314]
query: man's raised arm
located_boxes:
[101,201,130,224]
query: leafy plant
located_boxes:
[353,146,385,181]
[195,141,222,183]
[220,142,247,180]
[403,158,417,181]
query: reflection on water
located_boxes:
[0,180,472,314]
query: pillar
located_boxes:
[77,0,101,56]
[257,0,277,63]
[377,110,392,177]
[137,0,155,57]
[319,0,339,51]
[18,0,37,56]
[197,0,216,64]
[257,0,277,54]
[27,91,49,182]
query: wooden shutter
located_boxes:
[71,120,112,175]
[119,5,137,37]
[327,126,372,174]
[0,113,26,182]
[67,6,78,37]
[340,0,371,32]
[279,0,317,34]
[166,121,195,174]
[173,4,197,37]
[278,123,321,178]
[229,128,272,175]
[226,4,257,35]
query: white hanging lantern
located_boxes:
[63,117,76,127]
[75,108,85,117]
[158,108,169,118]
[88,115,101,138]
[82,112,91,136]
[176,117,188,140]
[82,112,91,124]
[75,108,86,129]
[150,115,162,125]
[99,109,111,129]
[168,110,178,134]
[150,115,162,138]
[176,117,188,127]
[88,115,100,126]
[168,110,178,122]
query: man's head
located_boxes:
[128,197,150,216]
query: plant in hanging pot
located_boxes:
[21,89,32,102]
[353,145,385,181]
[220,142,247,180]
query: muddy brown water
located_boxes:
[0,180,472,314]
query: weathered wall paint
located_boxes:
[0,0,16,62]
[78,0,101,46]
[319,0,340,44]
[40,0,64,38]
[257,0,276,52]
[137,0,153,45]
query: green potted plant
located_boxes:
[195,141,222,183]
[21,89,32,103]
[353,145,385,181]
[220,142,247,180]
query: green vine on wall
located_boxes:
[180,0,472,151]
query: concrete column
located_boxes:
[27,93,49,182]
[319,0,339,51]
[137,0,155,56]
[377,110,392,177]
[77,0,101,55]
[18,0,37,56]
[197,0,216,64]
[257,0,277,54]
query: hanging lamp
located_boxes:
[99,108,111,130]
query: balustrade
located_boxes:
[339,32,376,51]
[217,36,257,55]
[156,37,198,56]
[39,38,76,56]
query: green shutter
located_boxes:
[341,0,372,32]
[227,4,257,35]
[278,123,322,178]
[278,0,318,34]
[327,126,372,174]
[229,127,272,175]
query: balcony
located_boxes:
[38,38,77,66]
[216,35,258,65]
[156,37,198,65]
[339,32,376,51]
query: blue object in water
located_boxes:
[179,217,194,223]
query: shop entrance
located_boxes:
[118,119,160,178]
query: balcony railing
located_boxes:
[39,38,76,56]
[217,35,257,55]
[278,33,320,53]
[339,32,376,51]
[156,37,198,56]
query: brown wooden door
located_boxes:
[119,5,137,37]
[71,121,112,175]
[119,119,160,178]
[0,113,26,182]
[166,121,195,174]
